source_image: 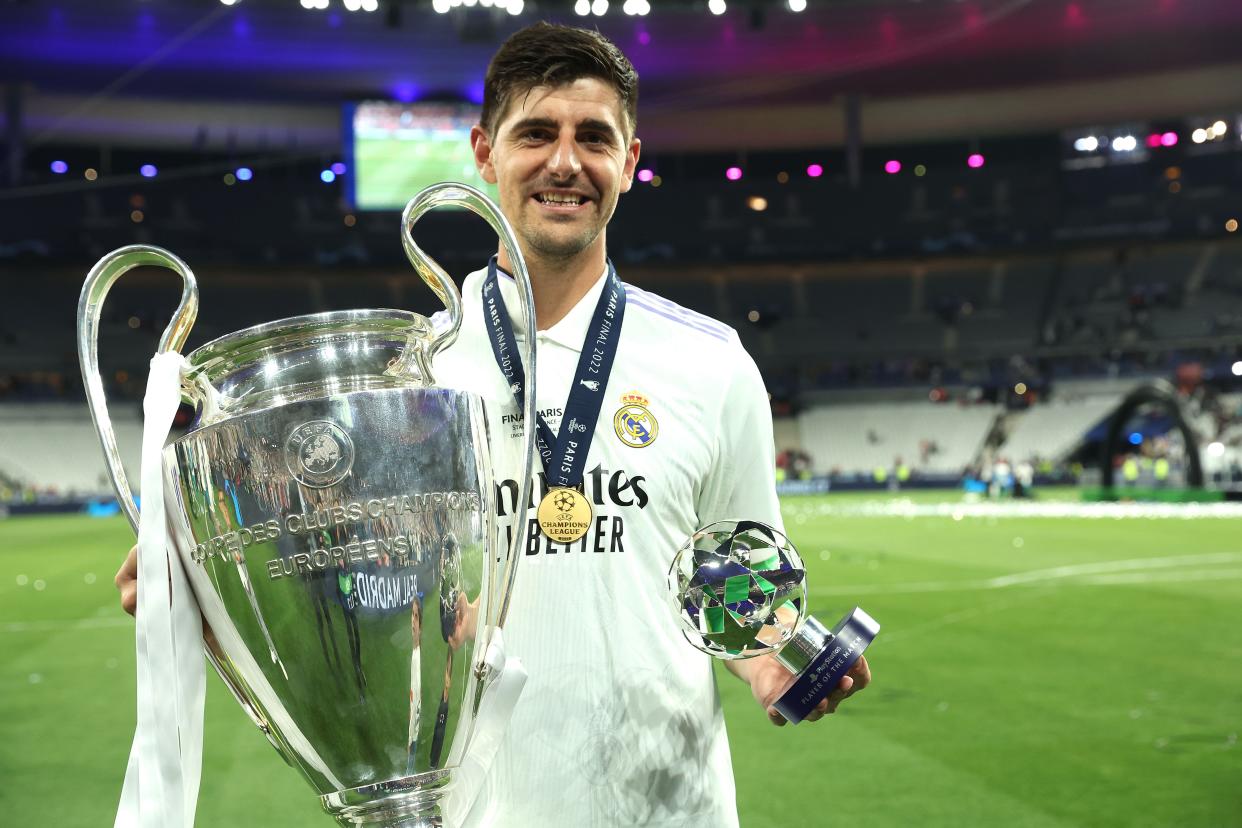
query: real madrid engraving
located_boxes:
[76,183,541,828]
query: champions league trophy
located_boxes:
[668,521,880,724]
[77,184,538,826]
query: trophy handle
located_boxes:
[75,246,284,744]
[77,244,199,532]
[401,183,537,632]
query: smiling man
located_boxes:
[470,31,641,331]
[105,20,873,828]
[429,21,872,827]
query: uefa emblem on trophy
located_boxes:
[78,184,538,826]
[668,520,879,724]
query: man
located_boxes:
[116,21,870,826]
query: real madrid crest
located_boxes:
[614,392,658,448]
[537,486,593,543]
[285,420,355,488]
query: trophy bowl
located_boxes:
[78,184,539,827]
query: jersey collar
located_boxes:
[491,260,612,353]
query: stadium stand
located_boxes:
[0,403,141,495]
[795,400,999,476]
[999,394,1121,466]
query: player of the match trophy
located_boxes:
[668,520,879,724]
[77,184,537,826]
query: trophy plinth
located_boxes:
[668,520,879,725]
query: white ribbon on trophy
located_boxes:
[444,627,527,826]
[115,352,205,828]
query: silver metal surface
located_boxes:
[77,244,198,531]
[168,380,495,824]
[401,183,537,634]
[75,245,269,739]
[775,614,833,676]
[77,182,540,827]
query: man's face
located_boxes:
[472,77,640,263]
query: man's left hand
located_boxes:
[748,654,871,726]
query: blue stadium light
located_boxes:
[331,162,347,175]
[236,167,253,181]
[140,164,157,178]
[321,169,337,183]
[50,160,68,174]
[1128,432,1143,446]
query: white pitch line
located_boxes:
[813,553,1242,597]
[1077,567,1242,586]
[986,552,1242,587]
[786,499,1242,520]
[1,615,131,634]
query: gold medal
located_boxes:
[537,487,593,543]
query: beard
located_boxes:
[519,216,605,264]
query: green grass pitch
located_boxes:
[4,491,1241,825]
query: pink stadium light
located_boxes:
[967,153,985,169]
[806,163,824,178]
[1161,131,1179,147]
[637,169,654,183]
[1146,133,1163,148]
[884,160,902,174]
[725,166,743,181]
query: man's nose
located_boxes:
[546,133,582,179]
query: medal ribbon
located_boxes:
[482,255,625,489]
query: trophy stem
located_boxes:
[322,769,454,828]
[336,814,442,828]
[774,615,833,677]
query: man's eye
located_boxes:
[582,133,607,145]
[522,130,550,142]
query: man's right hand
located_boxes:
[116,544,138,616]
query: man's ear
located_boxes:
[471,125,498,185]
[619,136,641,194]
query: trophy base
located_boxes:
[772,606,880,725]
[321,769,453,827]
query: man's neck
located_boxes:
[495,244,606,331]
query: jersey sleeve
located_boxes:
[695,335,786,534]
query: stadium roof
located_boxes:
[3,0,1241,149]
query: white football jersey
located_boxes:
[431,262,784,828]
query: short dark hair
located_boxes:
[480,22,639,138]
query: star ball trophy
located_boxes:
[668,520,879,724]
[78,184,538,826]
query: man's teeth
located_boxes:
[537,193,584,205]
